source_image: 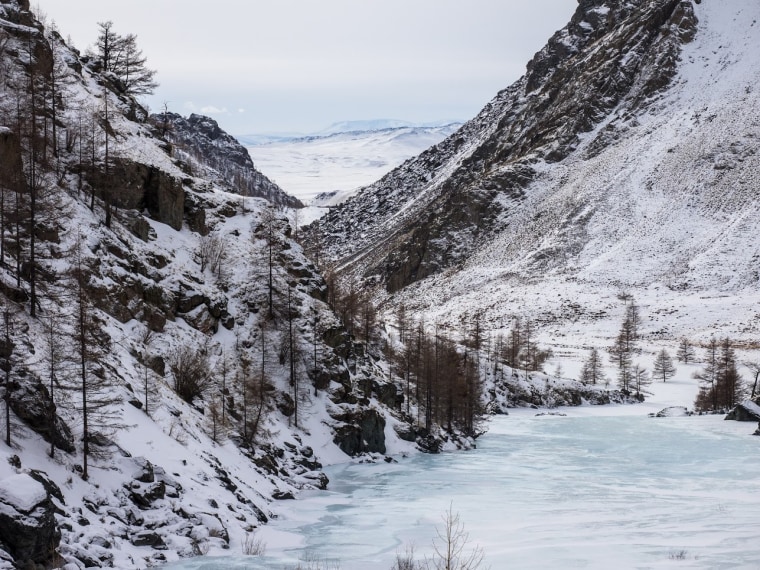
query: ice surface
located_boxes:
[165,409,760,570]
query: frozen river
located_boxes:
[167,412,760,569]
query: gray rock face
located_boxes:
[333,408,386,456]
[94,158,186,231]
[153,112,302,208]
[0,130,23,195]
[308,0,698,293]
[0,473,62,567]
[10,382,75,453]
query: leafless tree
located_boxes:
[744,361,760,400]
[197,232,225,275]
[67,234,120,480]
[40,307,70,457]
[392,545,422,570]
[424,504,485,570]
[257,206,280,318]
[0,302,19,448]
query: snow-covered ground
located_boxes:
[245,124,460,207]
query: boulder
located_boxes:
[725,400,760,422]
[182,305,217,334]
[393,423,416,443]
[333,408,386,456]
[177,291,208,314]
[129,481,166,509]
[130,530,167,549]
[374,381,400,409]
[0,473,61,567]
[9,382,75,453]
[131,457,155,483]
[654,406,691,418]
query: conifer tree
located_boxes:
[96,21,157,97]
[676,337,695,364]
[652,348,676,383]
[580,347,605,385]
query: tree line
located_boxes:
[574,295,749,411]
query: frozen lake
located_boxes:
[167,412,760,569]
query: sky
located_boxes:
[37,1,576,136]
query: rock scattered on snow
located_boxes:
[724,400,760,422]
[651,406,692,417]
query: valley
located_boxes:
[0,0,757,568]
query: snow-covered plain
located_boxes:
[245,124,460,206]
[165,369,760,570]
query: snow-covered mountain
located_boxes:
[0,2,436,567]
[245,123,461,206]
[316,119,460,136]
[308,0,760,346]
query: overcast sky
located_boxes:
[37,1,576,135]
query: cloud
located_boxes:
[238,108,246,114]
[200,105,229,115]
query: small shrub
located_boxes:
[242,531,266,556]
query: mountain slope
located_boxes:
[307,0,760,342]
[309,0,700,291]
[0,2,420,567]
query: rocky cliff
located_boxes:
[154,112,303,208]
[306,0,760,350]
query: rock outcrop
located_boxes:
[333,408,387,456]
[154,112,302,208]
[725,401,760,422]
[0,473,62,567]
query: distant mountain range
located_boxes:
[238,119,462,146]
